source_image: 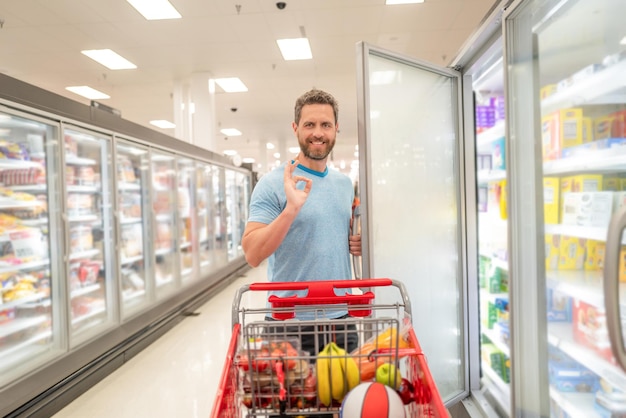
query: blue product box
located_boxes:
[548,359,599,393]
[491,137,506,170]
[547,288,572,322]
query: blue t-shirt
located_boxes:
[248,161,354,319]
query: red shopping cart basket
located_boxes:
[210,278,448,418]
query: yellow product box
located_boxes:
[603,175,621,191]
[544,177,560,224]
[594,115,615,141]
[558,235,586,270]
[582,117,593,143]
[499,179,507,220]
[545,234,561,271]
[543,109,584,158]
[585,240,606,271]
[540,84,558,100]
[561,174,602,194]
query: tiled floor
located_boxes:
[52,263,269,418]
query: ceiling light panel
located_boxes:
[66,86,110,100]
[150,120,176,129]
[276,38,313,61]
[221,128,242,136]
[127,0,181,20]
[214,78,248,93]
[81,49,137,70]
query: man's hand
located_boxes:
[349,234,361,256]
[284,159,312,210]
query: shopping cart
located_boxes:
[210,278,448,418]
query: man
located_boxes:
[242,88,362,357]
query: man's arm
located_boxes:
[242,160,312,267]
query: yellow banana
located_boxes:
[345,354,360,391]
[329,342,347,402]
[316,343,332,407]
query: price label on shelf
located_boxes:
[9,228,44,259]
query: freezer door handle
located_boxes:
[604,205,626,372]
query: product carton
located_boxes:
[558,235,586,270]
[610,109,626,138]
[561,191,614,228]
[560,174,603,220]
[545,234,560,271]
[540,84,558,100]
[542,108,584,160]
[543,177,560,224]
[582,117,593,143]
[547,288,572,322]
[572,299,613,362]
[594,116,615,140]
[603,175,621,191]
[585,240,606,271]
[491,137,505,170]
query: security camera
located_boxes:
[230,107,238,112]
[276,2,286,10]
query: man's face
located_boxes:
[293,103,338,161]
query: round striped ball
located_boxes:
[339,382,406,418]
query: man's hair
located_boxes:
[294,89,339,125]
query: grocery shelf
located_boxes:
[549,387,597,418]
[481,361,511,416]
[548,322,626,390]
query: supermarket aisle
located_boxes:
[52,263,269,418]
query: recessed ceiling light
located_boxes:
[386,0,424,4]
[276,38,313,61]
[621,36,626,45]
[126,0,181,20]
[288,147,299,154]
[223,150,238,156]
[150,120,176,129]
[273,153,281,159]
[214,78,248,93]
[81,49,137,70]
[266,143,275,150]
[221,128,242,136]
[242,157,255,163]
[66,86,110,100]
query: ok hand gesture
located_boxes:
[284,160,312,210]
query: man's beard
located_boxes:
[299,139,335,160]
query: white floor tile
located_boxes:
[52,263,269,418]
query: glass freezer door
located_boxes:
[196,163,214,276]
[355,42,466,402]
[115,140,151,319]
[63,126,116,346]
[505,0,626,416]
[151,151,178,297]
[177,157,195,284]
[0,109,63,387]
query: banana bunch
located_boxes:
[316,341,360,406]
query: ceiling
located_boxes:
[0,0,498,176]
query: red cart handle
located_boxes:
[249,278,393,319]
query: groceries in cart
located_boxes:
[211,279,448,418]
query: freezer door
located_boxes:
[151,150,179,297]
[115,139,152,319]
[63,126,116,346]
[177,157,196,284]
[504,0,626,416]
[0,108,64,386]
[356,42,467,402]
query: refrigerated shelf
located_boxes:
[549,388,597,418]
[481,360,511,416]
[541,59,626,114]
[548,322,626,390]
